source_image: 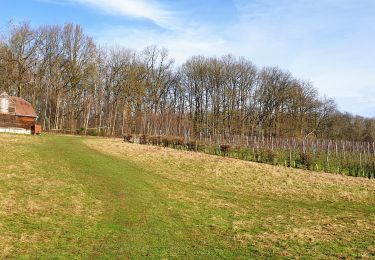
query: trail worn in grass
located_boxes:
[1,134,374,258]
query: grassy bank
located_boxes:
[1,134,374,258]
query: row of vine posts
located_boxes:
[124,133,375,179]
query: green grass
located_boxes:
[1,134,375,258]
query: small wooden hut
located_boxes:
[0,92,40,134]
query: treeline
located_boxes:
[0,22,374,141]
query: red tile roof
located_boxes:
[10,97,37,118]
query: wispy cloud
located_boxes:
[95,25,226,64]
[51,0,176,29]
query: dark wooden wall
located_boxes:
[0,114,36,129]
[16,116,36,129]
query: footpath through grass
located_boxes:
[0,134,375,258]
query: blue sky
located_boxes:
[1,0,375,117]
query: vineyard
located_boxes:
[125,134,375,179]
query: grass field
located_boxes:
[1,134,374,258]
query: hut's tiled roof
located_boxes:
[10,96,37,118]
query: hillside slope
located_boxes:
[1,134,374,258]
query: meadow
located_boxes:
[1,134,374,258]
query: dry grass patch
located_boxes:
[85,138,375,203]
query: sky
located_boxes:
[1,0,374,117]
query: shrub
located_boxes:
[186,140,197,151]
[220,144,231,156]
[161,136,171,147]
[124,134,133,143]
[76,127,85,135]
[196,141,205,152]
[139,134,148,145]
[148,136,155,145]
[87,129,98,136]
[299,152,312,170]
[171,137,184,147]
[265,149,276,164]
[149,136,161,146]
[253,149,261,162]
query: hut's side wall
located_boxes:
[0,114,17,128]
[0,115,36,129]
[15,116,36,129]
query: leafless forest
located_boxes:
[1,22,374,141]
